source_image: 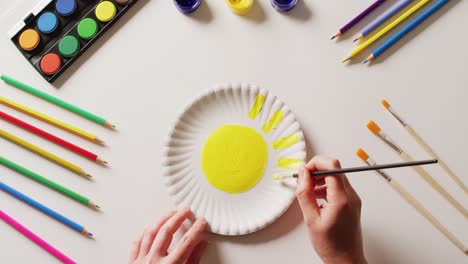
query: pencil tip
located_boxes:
[342,57,351,63]
[353,38,359,43]
[330,35,336,40]
[95,205,100,209]
[88,233,93,237]
[363,59,369,64]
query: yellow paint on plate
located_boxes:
[278,158,302,169]
[95,1,117,22]
[273,133,299,150]
[201,125,268,194]
[262,110,284,134]
[248,93,265,120]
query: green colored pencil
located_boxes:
[0,156,99,209]
[1,74,115,129]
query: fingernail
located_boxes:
[199,218,207,226]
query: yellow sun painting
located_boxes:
[201,92,302,194]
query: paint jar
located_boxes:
[226,0,254,15]
[270,0,297,12]
[174,0,201,14]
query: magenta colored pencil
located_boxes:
[331,0,387,39]
[0,209,76,264]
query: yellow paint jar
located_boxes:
[226,0,254,15]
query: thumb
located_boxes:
[295,167,320,225]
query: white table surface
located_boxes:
[0,0,467,263]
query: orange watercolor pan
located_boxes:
[9,0,138,83]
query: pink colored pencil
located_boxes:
[0,209,76,264]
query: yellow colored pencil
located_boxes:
[0,129,91,179]
[342,0,431,62]
[0,97,104,145]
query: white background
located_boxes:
[0,0,467,263]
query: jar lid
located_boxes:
[270,0,298,12]
[174,0,201,14]
[226,0,254,15]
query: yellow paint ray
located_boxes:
[278,158,302,169]
[272,133,299,150]
[248,93,265,120]
[262,110,284,134]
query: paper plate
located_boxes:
[162,83,306,235]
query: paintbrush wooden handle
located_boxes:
[389,179,468,253]
[405,126,468,194]
[400,152,468,218]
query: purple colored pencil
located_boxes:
[331,0,387,40]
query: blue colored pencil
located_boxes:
[354,0,413,42]
[0,181,93,237]
[364,0,448,63]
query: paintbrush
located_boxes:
[381,99,467,194]
[356,148,467,254]
[367,120,468,218]
[273,159,437,180]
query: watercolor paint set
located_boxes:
[8,0,137,83]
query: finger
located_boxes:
[313,176,326,186]
[313,186,327,200]
[311,156,346,189]
[139,211,177,258]
[343,175,362,208]
[129,233,143,262]
[167,218,207,263]
[185,240,208,264]
[150,208,192,257]
[295,166,320,224]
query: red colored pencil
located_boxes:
[0,111,107,165]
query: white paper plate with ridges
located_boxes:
[162,83,306,235]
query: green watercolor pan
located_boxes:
[9,0,138,83]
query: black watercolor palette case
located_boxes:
[9,0,137,83]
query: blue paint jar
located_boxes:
[174,0,201,14]
[37,12,59,33]
[270,0,298,12]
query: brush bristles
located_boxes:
[367,120,381,135]
[356,148,369,161]
[274,174,294,180]
[381,99,390,109]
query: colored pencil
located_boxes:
[364,0,448,63]
[1,74,115,129]
[0,111,107,165]
[0,156,99,209]
[331,0,387,40]
[381,99,467,193]
[0,181,93,237]
[0,96,104,145]
[356,149,467,253]
[274,159,437,179]
[367,120,467,218]
[0,129,92,179]
[354,0,413,42]
[0,209,77,264]
[343,0,431,62]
